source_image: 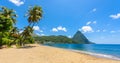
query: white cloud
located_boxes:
[110,13,120,19]
[110,31,116,33]
[33,26,43,32]
[86,21,91,25]
[57,26,67,32]
[52,28,58,32]
[9,0,24,6]
[36,33,45,36]
[86,21,97,25]
[81,26,94,33]
[52,26,67,32]
[92,8,97,12]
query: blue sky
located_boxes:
[1,0,120,44]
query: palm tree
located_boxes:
[1,6,17,24]
[10,27,20,42]
[26,5,43,27]
[17,5,43,47]
[21,26,33,46]
[0,6,17,48]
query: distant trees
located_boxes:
[0,5,43,48]
[34,35,78,44]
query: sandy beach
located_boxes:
[0,44,120,63]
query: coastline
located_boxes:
[68,49,120,61]
[0,44,120,63]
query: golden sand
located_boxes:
[0,44,120,63]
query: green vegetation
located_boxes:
[0,5,43,48]
[34,31,94,44]
[0,7,16,48]
[0,5,93,49]
[34,35,78,44]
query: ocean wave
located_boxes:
[69,49,120,61]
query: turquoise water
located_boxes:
[44,44,120,60]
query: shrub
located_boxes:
[2,38,13,47]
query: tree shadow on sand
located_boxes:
[17,45,37,49]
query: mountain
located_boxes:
[33,31,94,44]
[72,31,93,44]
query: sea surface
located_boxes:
[44,44,120,60]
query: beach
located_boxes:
[0,44,120,63]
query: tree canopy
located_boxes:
[0,5,43,48]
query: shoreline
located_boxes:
[69,49,120,61]
[44,45,120,61]
[0,44,120,63]
[43,44,120,61]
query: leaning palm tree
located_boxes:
[26,5,43,27]
[21,26,33,46]
[17,5,43,47]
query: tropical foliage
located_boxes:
[0,5,43,48]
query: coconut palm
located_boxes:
[1,6,17,24]
[17,5,43,47]
[20,26,33,46]
[10,27,20,39]
[26,5,43,27]
[0,6,17,48]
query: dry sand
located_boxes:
[0,44,120,63]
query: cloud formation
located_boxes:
[110,13,120,19]
[52,28,58,32]
[9,0,24,6]
[80,26,94,33]
[33,26,43,32]
[86,21,97,25]
[86,21,91,25]
[52,26,67,32]
[36,33,45,36]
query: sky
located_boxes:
[0,0,120,44]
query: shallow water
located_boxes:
[44,44,120,60]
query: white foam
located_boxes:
[69,49,120,61]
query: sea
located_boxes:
[44,44,120,60]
